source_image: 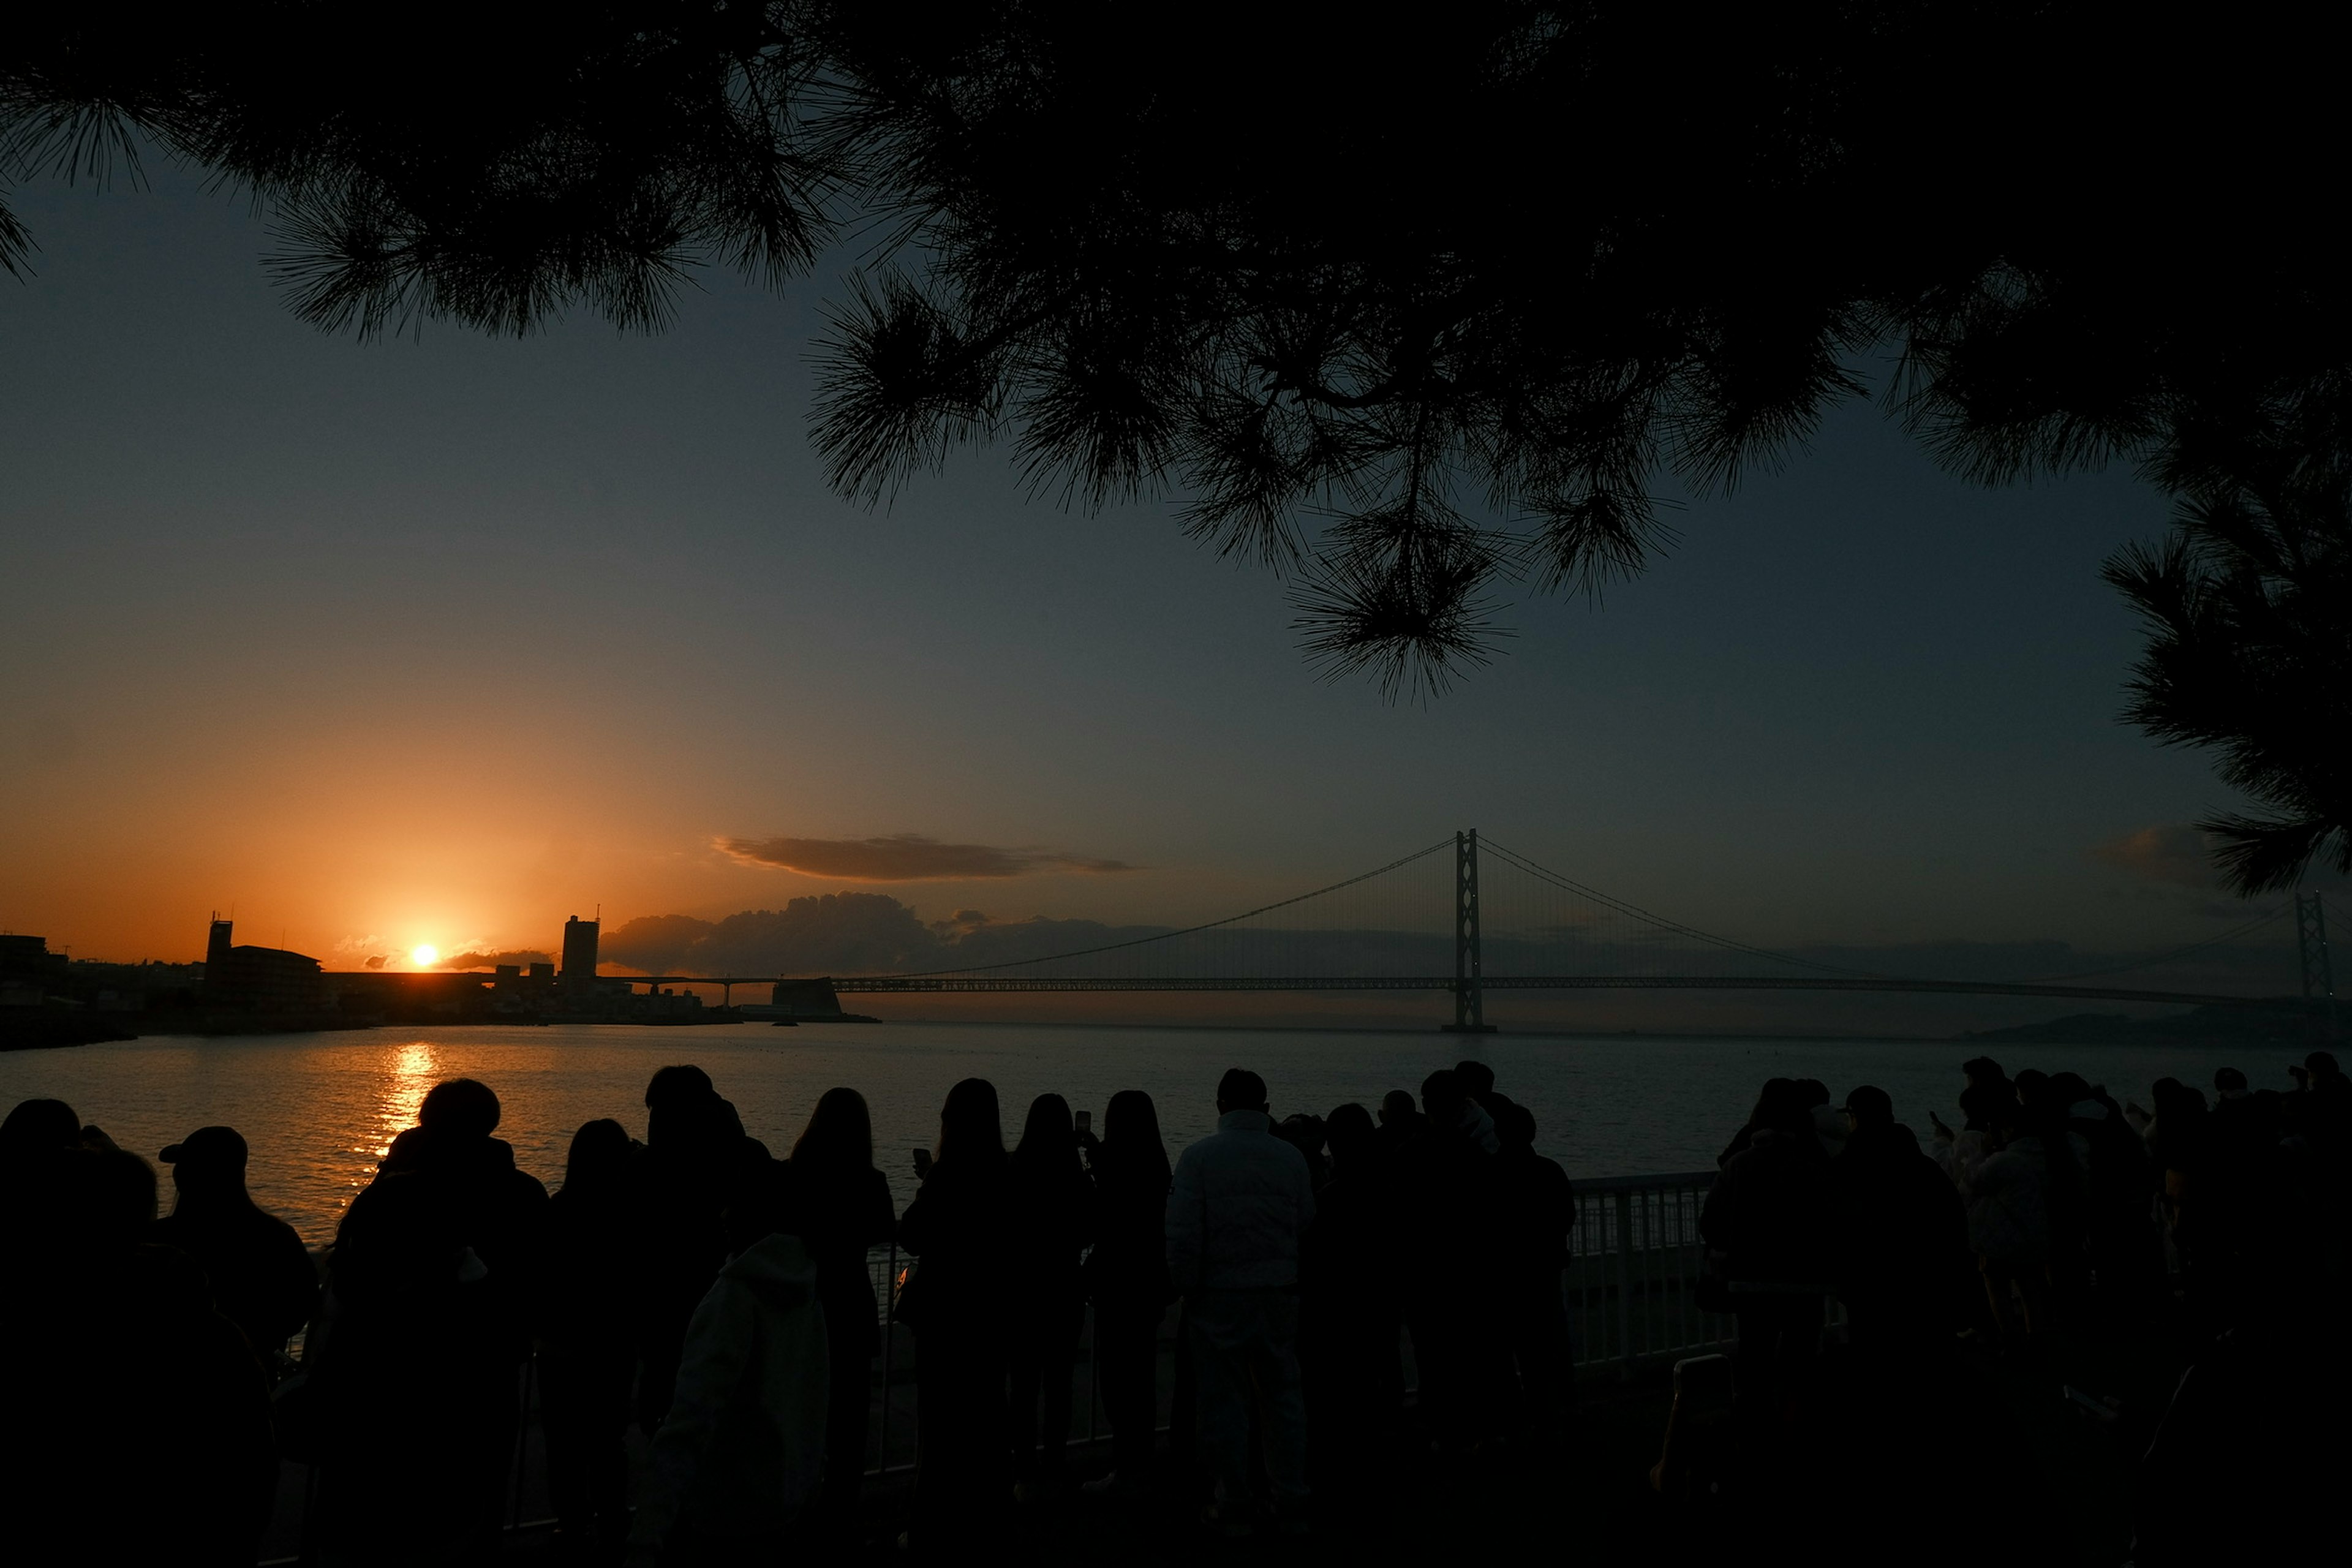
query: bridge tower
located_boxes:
[1444,829,1496,1033]
[2299,891,2337,1036]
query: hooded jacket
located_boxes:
[630,1232,831,1551]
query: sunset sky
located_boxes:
[0,167,2286,989]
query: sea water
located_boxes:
[0,1019,2293,1245]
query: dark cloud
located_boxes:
[439,948,556,970]
[600,914,719,974]
[606,895,940,975]
[715,832,1139,881]
[2090,824,2221,889]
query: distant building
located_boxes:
[0,934,67,992]
[202,917,324,1012]
[562,916,599,984]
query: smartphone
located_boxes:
[1074,1110,1093,1136]
[912,1147,933,1178]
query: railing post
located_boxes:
[1615,1187,1636,1381]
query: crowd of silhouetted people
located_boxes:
[0,1058,1581,1564]
[6,1046,2345,1564]
[1694,1050,2352,1563]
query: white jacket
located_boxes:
[1166,1109,1316,1292]
[630,1232,831,1551]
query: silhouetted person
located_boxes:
[0,1096,78,1163]
[1168,1068,1314,1535]
[316,1078,549,1562]
[1397,1068,1508,1452]
[1,1097,84,1250]
[1700,1079,1830,1455]
[1455,1059,1523,1138]
[1493,1101,1575,1433]
[1,1142,276,1566]
[1961,1098,2071,1341]
[628,1215,830,1566]
[1373,1089,1425,1156]
[537,1118,643,1560]
[1929,1058,2013,1190]
[2145,1076,2211,1304]
[151,1125,318,1359]
[771,1087,895,1537]
[1274,1112,1330,1186]
[1719,1077,1796,1167]
[1079,1090,1174,1500]
[1831,1087,1967,1360]
[637,1064,769,1432]
[2014,1072,2093,1320]
[2198,1073,2295,1327]
[1005,1092,1092,1498]
[898,1077,1013,1552]
[334,1072,548,1561]
[1299,1101,1401,1501]
[2056,1073,2166,1328]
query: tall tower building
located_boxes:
[561,916,600,983]
[206,916,234,970]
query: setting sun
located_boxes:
[410,944,439,967]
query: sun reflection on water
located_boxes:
[368,1039,440,1167]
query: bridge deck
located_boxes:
[618,973,2275,1008]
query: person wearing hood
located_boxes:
[626,1215,829,1567]
[1831,1087,1967,1362]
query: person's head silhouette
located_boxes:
[159,1125,252,1207]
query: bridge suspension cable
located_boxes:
[2015,902,2291,982]
[862,837,1454,979]
[1476,837,1912,979]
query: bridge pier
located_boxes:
[1442,828,1497,1034]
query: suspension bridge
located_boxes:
[625,832,2340,1031]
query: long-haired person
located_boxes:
[1005,1093,1094,1500]
[1079,1090,1174,1501]
[536,1118,641,1560]
[778,1087,896,1536]
[897,1077,1013,1550]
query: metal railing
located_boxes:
[847,1167,1754,1476]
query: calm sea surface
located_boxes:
[0,1020,2295,1246]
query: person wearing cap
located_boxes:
[153,1125,320,1357]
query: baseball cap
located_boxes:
[159,1125,248,1168]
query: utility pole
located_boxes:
[2297,891,2338,1038]
[1446,828,1496,1033]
